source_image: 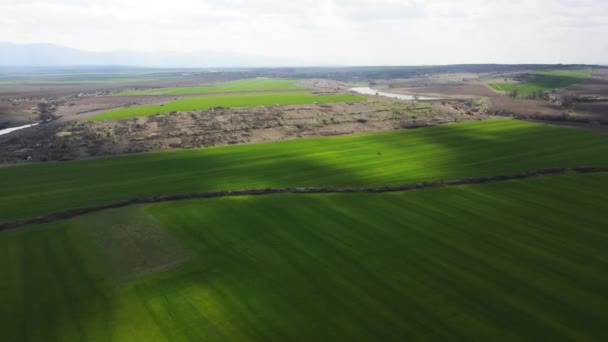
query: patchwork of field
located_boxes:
[89,92,364,121]
[489,69,592,97]
[112,78,306,96]
[1,172,607,341]
[2,119,608,223]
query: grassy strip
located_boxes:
[112,78,306,96]
[2,167,606,230]
[489,69,592,97]
[1,119,607,222]
[88,92,363,120]
[1,173,607,340]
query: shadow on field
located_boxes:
[4,119,608,224]
[526,74,589,89]
[381,120,608,179]
[5,120,608,340]
[0,144,370,223]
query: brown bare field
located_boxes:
[572,102,608,118]
[375,73,489,89]
[0,75,235,99]
[0,100,40,128]
[399,84,498,98]
[568,69,608,97]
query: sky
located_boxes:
[0,0,607,65]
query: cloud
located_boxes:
[331,0,427,21]
[0,0,606,65]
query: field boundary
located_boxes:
[2,166,607,230]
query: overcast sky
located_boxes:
[1,0,607,65]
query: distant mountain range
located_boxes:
[0,42,299,68]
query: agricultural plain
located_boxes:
[1,172,607,341]
[2,64,608,341]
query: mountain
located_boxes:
[0,42,297,68]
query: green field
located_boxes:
[488,69,592,97]
[2,119,608,340]
[112,78,306,96]
[89,92,363,121]
[1,172,607,341]
[2,119,607,223]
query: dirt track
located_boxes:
[2,166,605,230]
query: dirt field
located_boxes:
[568,69,608,97]
[374,73,492,89]
[398,84,498,98]
[0,100,40,128]
[0,98,488,163]
[0,75,236,99]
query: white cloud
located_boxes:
[0,0,606,65]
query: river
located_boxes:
[0,123,40,136]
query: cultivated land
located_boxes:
[2,65,608,341]
[489,69,592,97]
[1,173,607,341]
[2,119,607,222]
[112,78,306,96]
[89,92,365,121]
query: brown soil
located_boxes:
[0,97,489,163]
[375,73,490,89]
[568,69,608,97]
[0,99,40,128]
[0,75,234,99]
[399,84,499,98]
[571,101,608,118]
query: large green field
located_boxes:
[488,69,592,97]
[112,78,306,96]
[1,119,608,340]
[89,92,363,121]
[1,119,607,223]
[1,172,607,341]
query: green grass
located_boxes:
[488,69,592,97]
[112,78,306,96]
[1,119,608,223]
[1,172,607,341]
[88,92,363,121]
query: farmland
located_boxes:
[0,172,607,341]
[88,92,364,120]
[2,63,608,341]
[2,119,608,222]
[112,78,306,96]
[489,69,592,97]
